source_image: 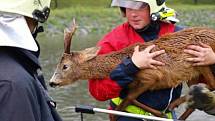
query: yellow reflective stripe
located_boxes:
[111,97,173,119]
[159,9,175,19]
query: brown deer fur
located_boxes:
[49,23,215,120]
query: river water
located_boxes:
[38,33,214,121]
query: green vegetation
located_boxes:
[50,0,215,8]
[46,6,124,34]
[44,1,215,36]
[170,5,215,28]
[50,0,111,9]
[167,0,215,5]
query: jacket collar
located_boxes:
[135,21,160,42]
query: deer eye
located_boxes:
[62,65,69,70]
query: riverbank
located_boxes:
[43,4,215,37]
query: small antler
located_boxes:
[64,18,77,54]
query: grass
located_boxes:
[46,6,124,35]
[43,2,215,36]
[50,0,111,9]
[170,4,215,27]
[45,0,215,35]
[50,0,215,9]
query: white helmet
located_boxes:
[111,0,165,15]
[0,0,51,23]
[135,0,166,15]
[0,0,51,52]
[111,0,179,23]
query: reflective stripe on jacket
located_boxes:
[111,97,175,119]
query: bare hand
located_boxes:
[131,45,165,69]
[184,42,215,66]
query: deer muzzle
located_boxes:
[49,81,59,87]
[49,72,61,87]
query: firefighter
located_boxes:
[89,0,183,120]
[0,0,62,121]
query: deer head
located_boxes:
[49,19,100,87]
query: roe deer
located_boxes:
[50,20,215,120]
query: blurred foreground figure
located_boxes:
[188,83,215,116]
[0,0,62,121]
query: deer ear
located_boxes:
[81,46,101,62]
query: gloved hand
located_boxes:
[187,83,215,116]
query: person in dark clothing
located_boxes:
[0,0,62,121]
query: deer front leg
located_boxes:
[168,96,187,110]
[111,83,151,121]
[179,108,195,120]
[168,96,195,120]
[114,83,168,120]
[115,84,152,112]
[132,100,168,118]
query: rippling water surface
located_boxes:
[38,34,214,121]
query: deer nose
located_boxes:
[49,82,59,87]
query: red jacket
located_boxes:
[89,22,175,101]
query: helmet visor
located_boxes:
[111,0,147,10]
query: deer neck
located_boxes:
[80,51,132,80]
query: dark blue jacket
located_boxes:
[0,46,62,121]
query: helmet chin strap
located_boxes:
[32,26,44,39]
